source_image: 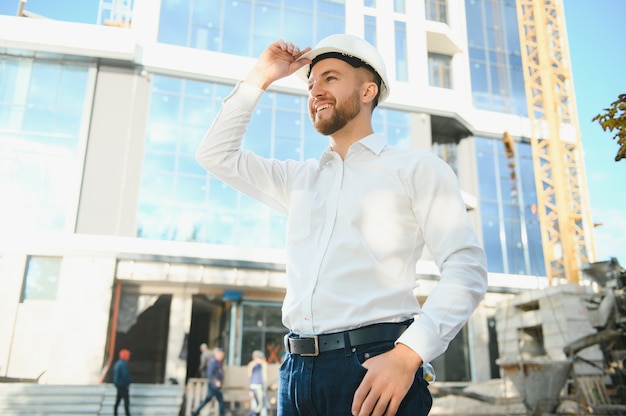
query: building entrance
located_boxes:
[185,294,224,382]
[106,292,172,384]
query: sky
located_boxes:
[1,0,624,266]
[563,1,626,265]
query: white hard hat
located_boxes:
[297,34,390,103]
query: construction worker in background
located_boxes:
[198,342,212,377]
[192,347,226,416]
[246,350,268,416]
[113,349,132,416]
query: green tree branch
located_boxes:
[592,93,626,161]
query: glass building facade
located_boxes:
[157,0,346,57]
[476,137,545,275]
[465,0,527,115]
[0,54,91,234]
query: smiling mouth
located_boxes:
[316,103,333,113]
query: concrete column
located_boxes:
[468,304,492,382]
[0,255,27,377]
[457,137,484,239]
[411,112,433,151]
[75,64,151,236]
[164,290,193,385]
[46,256,116,383]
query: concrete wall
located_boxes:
[164,290,193,385]
[0,254,115,383]
[495,284,604,375]
[45,256,116,383]
[469,297,497,382]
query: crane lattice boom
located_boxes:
[515,0,596,283]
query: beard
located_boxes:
[310,90,361,136]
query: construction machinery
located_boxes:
[565,258,626,412]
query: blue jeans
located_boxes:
[193,383,224,416]
[278,340,432,415]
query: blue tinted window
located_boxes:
[252,3,280,47]
[178,154,206,176]
[0,56,89,234]
[465,0,527,115]
[364,15,376,45]
[275,114,301,141]
[526,219,545,275]
[284,9,314,47]
[374,108,411,149]
[475,137,545,275]
[303,131,329,159]
[158,0,344,56]
[22,256,61,301]
[318,0,345,15]
[139,76,297,247]
[394,0,406,13]
[428,53,452,88]
[482,219,504,272]
[317,15,344,40]
[395,21,408,82]
[275,136,302,160]
[225,2,254,55]
[157,0,191,46]
[176,175,206,204]
[470,60,488,94]
[425,0,447,23]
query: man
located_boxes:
[192,347,225,416]
[198,342,212,377]
[113,349,132,416]
[195,34,488,416]
[245,350,268,416]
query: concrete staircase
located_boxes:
[0,383,184,416]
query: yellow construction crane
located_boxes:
[515,0,596,284]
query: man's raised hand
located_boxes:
[245,40,311,90]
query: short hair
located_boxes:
[308,51,382,107]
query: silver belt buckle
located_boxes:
[300,335,319,357]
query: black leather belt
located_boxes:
[287,321,411,357]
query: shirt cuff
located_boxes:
[225,80,265,104]
[396,315,442,364]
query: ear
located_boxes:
[362,81,378,105]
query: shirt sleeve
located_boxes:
[397,152,488,363]
[195,82,291,214]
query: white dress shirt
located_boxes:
[196,82,488,363]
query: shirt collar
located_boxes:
[318,133,387,167]
[358,133,387,156]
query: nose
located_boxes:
[309,80,324,102]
